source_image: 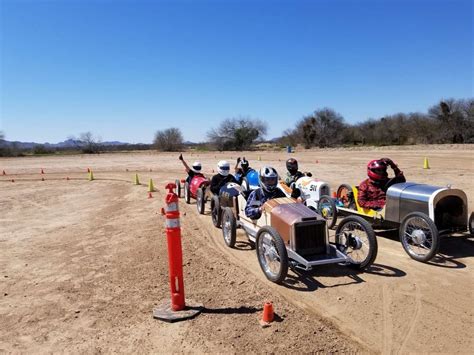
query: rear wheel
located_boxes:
[337,184,355,209]
[196,188,206,214]
[222,207,237,247]
[175,179,182,198]
[184,182,191,204]
[211,195,222,228]
[335,216,377,269]
[256,226,288,284]
[318,195,338,229]
[400,212,439,262]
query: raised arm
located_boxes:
[179,154,191,173]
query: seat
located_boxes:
[352,186,384,218]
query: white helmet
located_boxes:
[259,166,279,193]
[192,161,202,173]
[217,160,230,176]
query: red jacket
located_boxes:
[358,170,406,209]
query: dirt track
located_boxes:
[1,145,473,353]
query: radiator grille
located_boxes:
[294,221,327,256]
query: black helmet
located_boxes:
[286,158,298,175]
[241,157,249,172]
[259,166,279,193]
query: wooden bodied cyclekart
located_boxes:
[215,183,378,284]
[336,182,473,262]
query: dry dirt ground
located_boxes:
[1,145,473,353]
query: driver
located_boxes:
[234,157,253,184]
[283,158,305,186]
[179,154,203,183]
[210,160,238,195]
[245,166,286,219]
[358,158,406,210]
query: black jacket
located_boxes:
[210,174,238,195]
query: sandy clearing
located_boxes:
[1,145,473,353]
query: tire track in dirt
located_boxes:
[382,284,393,354]
[397,284,422,354]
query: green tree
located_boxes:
[154,128,184,151]
[207,117,267,151]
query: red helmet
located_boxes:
[367,159,388,181]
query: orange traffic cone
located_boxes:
[260,302,274,326]
[148,192,153,199]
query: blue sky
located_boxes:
[1,0,472,143]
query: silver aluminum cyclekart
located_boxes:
[336,182,473,262]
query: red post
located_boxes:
[164,183,185,311]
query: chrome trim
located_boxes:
[287,245,348,270]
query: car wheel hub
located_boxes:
[411,229,426,245]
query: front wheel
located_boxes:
[196,188,206,214]
[335,215,377,269]
[210,195,222,228]
[184,182,191,204]
[400,212,439,262]
[318,195,338,229]
[175,179,182,198]
[222,207,237,247]
[256,226,288,284]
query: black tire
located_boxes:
[196,187,206,214]
[469,212,473,236]
[222,207,237,248]
[175,179,181,198]
[337,184,355,209]
[256,226,288,284]
[399,212,440,262]
[335,215,378,270]
[184,182,191,204]
[318,195,338,229]
[210,195,222,228]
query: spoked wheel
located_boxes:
[318,195,338,229]
[196,188,206,214]
[400,212,439,262]
[184,182,191,204]
[335,216,377,269]
[222,207,237,247]
[256,226,288,284]
[175,179,182,198]
[337,184,355,209]
[210,195,222,228]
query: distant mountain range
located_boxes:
[0,138,131,149]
